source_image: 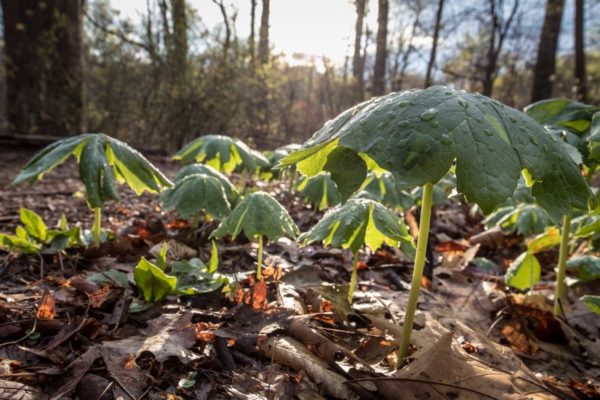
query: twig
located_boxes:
[95,381,114,400]
[0,319,37,348]
[109,372,137,400]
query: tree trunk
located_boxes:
[372,0,389,96]
[171,0,187,77]
[424,0,445,87]
[2,0,83,136]
[258,0,270,65]
[352,0,366,100]
[531,0,565,102]
[249,0,257,63]
[574,0,587,102]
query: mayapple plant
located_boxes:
[525,98,600,315]
[280,86,593,367]
[173,134,269,174]
[300,195,415,303]
[296,172,342,211]
[12,134,172,247]
[210,191,298,280]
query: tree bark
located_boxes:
[352,0,366,99]
[424,0,445,87]
[531,0,565,102]
[249,0,257,63]
[171,0,187,77]
[2,0,83,136]
[372,0,389,96]
[574,0,587,102]
[258,0,270,65]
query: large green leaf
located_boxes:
[299,196,415,257]
[587,113,600,163]
[134,257,178,302]
[281,87,593,221]
[173,135,269,173]
[485,204,553,236]
[13,134,172,209]
[174,163,238,203]
[0,233,40,254]
[566,256,600,283]
[296,173,342,211]
[210,191,299,242]
[161,173,231,220]
[505,252,541,291]
[525,99,598,134]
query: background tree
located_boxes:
[424,0,444,87]
[531,0,565,101]
[2,0,83,137]
[574,0,587,102]
[352,0,367,100]
[372,0,389,96]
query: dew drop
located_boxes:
[432,121,440,128]
[444,91,453,95]
[398,120,410,127]
[543,144,548,152]
[397,101,409,108]
[457,99,469,108]
[420,108,438,121]
[530,137,539,145]
[484,129,493,136]
[441,135,452,145]
[508,115,517,123]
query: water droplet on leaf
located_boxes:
[441,135,452,145]
[484,129,493,136]
[420,108,438,121]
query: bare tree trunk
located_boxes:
[531,0,565,102]
[249,0,257,63]
[213,0,231,63]
[372,0,389,96]
[352,0,366,100]
[574,0,587,102]
[424,0,445,87]
[2,0,83,137]
[258,0,270,65]
[171,0,187,77]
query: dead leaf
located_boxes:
[35,290,55,320]
[0,379,48,400]
[88,286,110,308]
[252,281,268,310]
[50,346,101,400]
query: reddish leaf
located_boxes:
[88,286,110,308]
[252,281,268,310]
[36,290,56,320]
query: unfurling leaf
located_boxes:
[505,252,541,291]
[581,295,600,315]
[134,257,178,302]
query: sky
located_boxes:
[114,0,375,63]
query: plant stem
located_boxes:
[397,182,433,368]
[257,234,264,281]
[191,214,200,230]
[554,213,571,316]
[348,251,359,304]
[93,207,102,248]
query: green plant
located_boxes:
[210,191,299,280]
[262,144,301,181]
[581,295,600,315]
[173,134,269,173]
[175,163,238,204]
[280,86,593,366]
[296,172,342,211]
[12,133,172,247]
[161,174,232,227]
[300,196,414,303]
[0,208,82,255]
[526,99,600,315]
[134,241,225,302]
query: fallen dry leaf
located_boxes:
[35,290,56,320]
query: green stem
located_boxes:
[397,182,433,368]
[93,207,102,248]
[554,213,571,316]
[348,252,359,304]
[257,235,264,281]
[191,214,200,230]
[586,164,597,183]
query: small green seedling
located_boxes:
[0,208,81,255]
[210,191,298,280]
[296,172,342,211]
[161,174,232,228]
[581,295,600,315]
[281,86,593,366]
[526,98,600,315]
[12,133,172,247]
[300,196,415,303]
[173,134,269,173]
[134,241,225,302]
[262,144,301,181]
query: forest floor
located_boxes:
[0,146,599,400]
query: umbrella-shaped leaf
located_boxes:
[134,257,178,302]
[210,191,298,241]
[299,197,415,257]
[174,163,238,203]
[173,135,269,173]
[505,252,541,291]
[581,295,600,315]
[296,173,342,211]
[280,87,593,222]
[567,256,600,283]
[13,134,172,209]
[525,98,598,134]
[161,174,231,220]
